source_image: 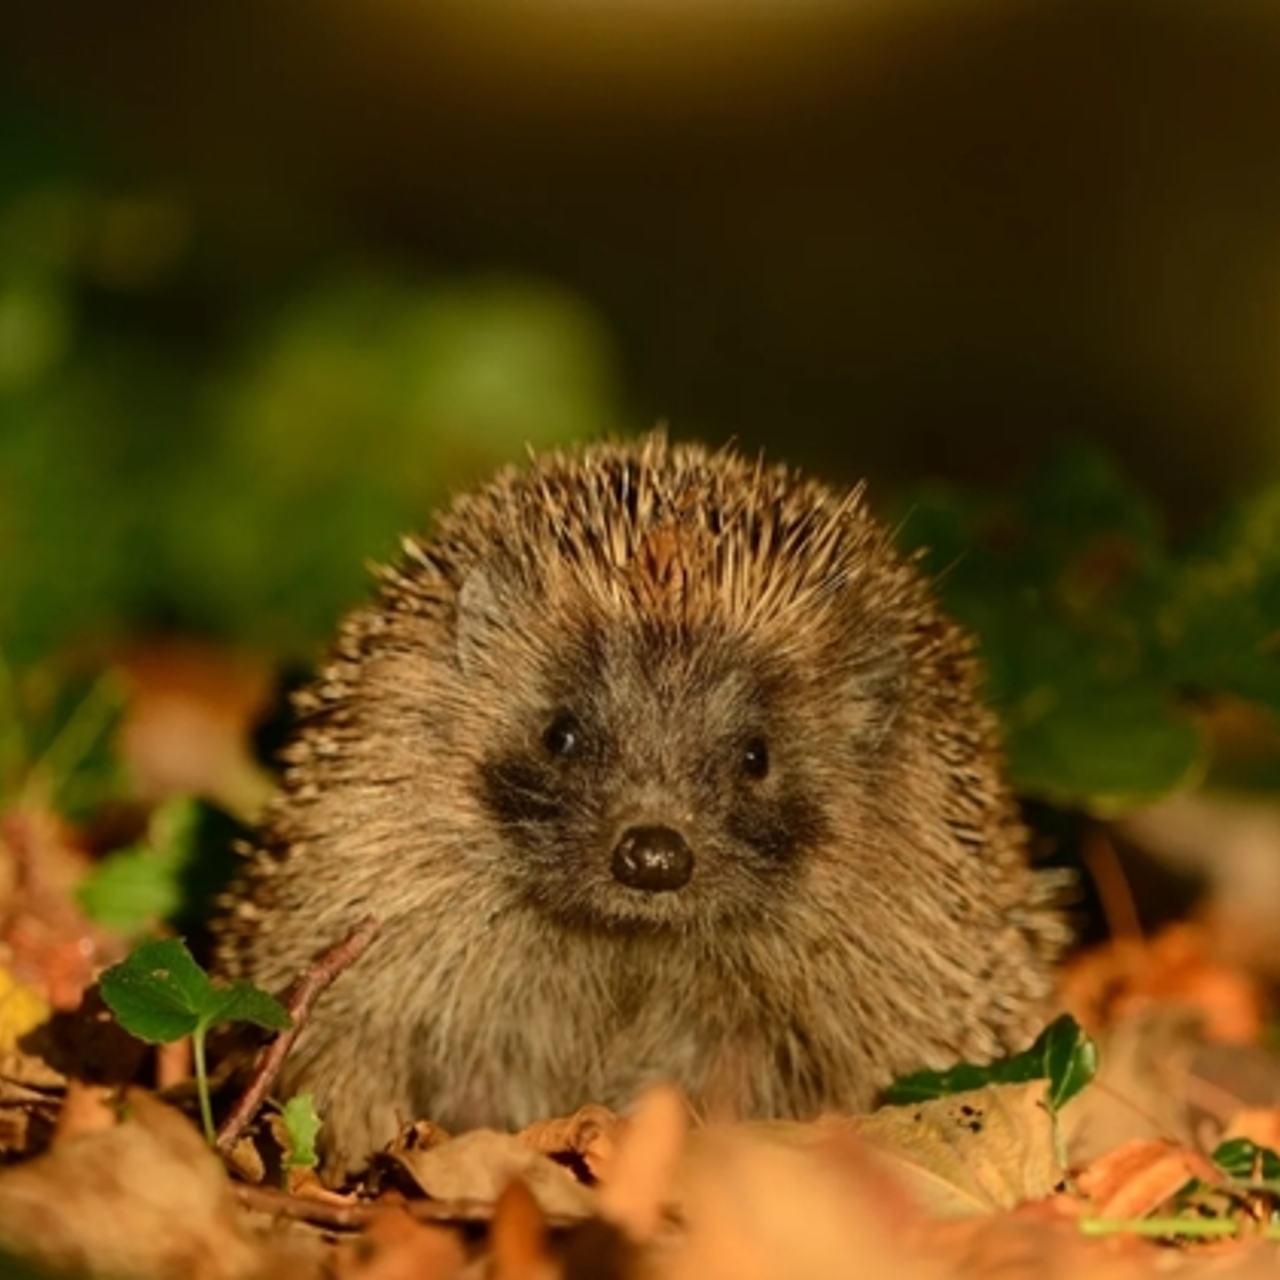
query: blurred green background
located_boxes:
[3,0,1280,810]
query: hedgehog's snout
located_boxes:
[610,824,694,892]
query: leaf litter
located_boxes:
[1,646,1280,1278]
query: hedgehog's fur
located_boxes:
[217,433,1067,1175]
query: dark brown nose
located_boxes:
[610,825,694,892]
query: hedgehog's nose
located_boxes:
[611,825,694,892]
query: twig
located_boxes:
[216,915,380,1153]
[1082,824,1143,941]
[233,1183,581,1231]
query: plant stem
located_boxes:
[191,1027,216,1146]
[1080,1217,1280,1239]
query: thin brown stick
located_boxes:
[1082,824,1144,941]
[216,915,380,1153]
[233,1183,582,1231]
[234,1182,485,1228]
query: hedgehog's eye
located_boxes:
[740,736,770,781]
[543,712,583,760]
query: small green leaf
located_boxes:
[884,1015,1099,1114]
[98,937,214,1043]
[205,980,291,1034]
[280,1093,322,1169]
[1212,1138,1280,1184]
[78,798,201,933]
[881,1061,998,1106]
[99,936,291,1042]
[78,842,182,934]
[1037,1014,1100,1110]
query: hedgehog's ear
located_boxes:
[454,569,512,675]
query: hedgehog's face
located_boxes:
[468,612,898,931]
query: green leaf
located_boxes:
[78,842,182,933]
[1005,683,1206,812]
[883,1015,1099,1114]
[881,1060,995,1106]
[98,936,291,1042]
[280,1093,322,1169]
[78,797,202,933]
[1212,1137,1280,1184]
[1037,1014,1100,1110]
[98,937,214,1043]
[205,980,291,1034]
[78,797,246,936]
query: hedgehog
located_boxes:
[216,432,1067,1175]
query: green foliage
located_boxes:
[1212,1137,1280,1186]
[99,937,290,1143]
[78,797,248,937]
[78,799,198,934]
[0,659,128,819]
[0,157,620,665]
[884,1014,1099,1113]
[99,937,289,1044]
[280,1093,322,1171]
[898,445,1280,810]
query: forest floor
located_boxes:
[1,641,1278,1280]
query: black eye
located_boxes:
[543,712,583,759]
[741,736,769,780]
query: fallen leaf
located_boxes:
[490,1177,558,1280]
[0,1058,62,1159]
[333,1209,466,1280]
[1060,924,1262,1045]
[0,967,51,1053]
[597,1084,689,1243]
[1,808,113,1011]
[519,1102,619,1182]
[0,1087,287,1280]
[924,1208,1146,1280]
[385,1118,451,1156]
[846,1081,1060,1216]
[1076,1138,1220,1219]
[390,1129,596,1220]
[664,1122,940,1280]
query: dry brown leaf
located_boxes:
[924,1209,1147,1280]
[0,1047,65,1090]
[0,1110,32,1158]
[519,1102,619,1181]
[0,1055,63,1157]
[490,1176,558,1280]
[0,1087,281,1280]
[1,808,111,1011]
[597,1084,689,1243]
[1060,924,1262,1045]
[844,1081,1060,1216]
[390,1129,596,1219]
[333,1209,466,1280]
[386,1117,452,1156]
[1075,1138,1220,1219]
[663,1122,939,1280]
